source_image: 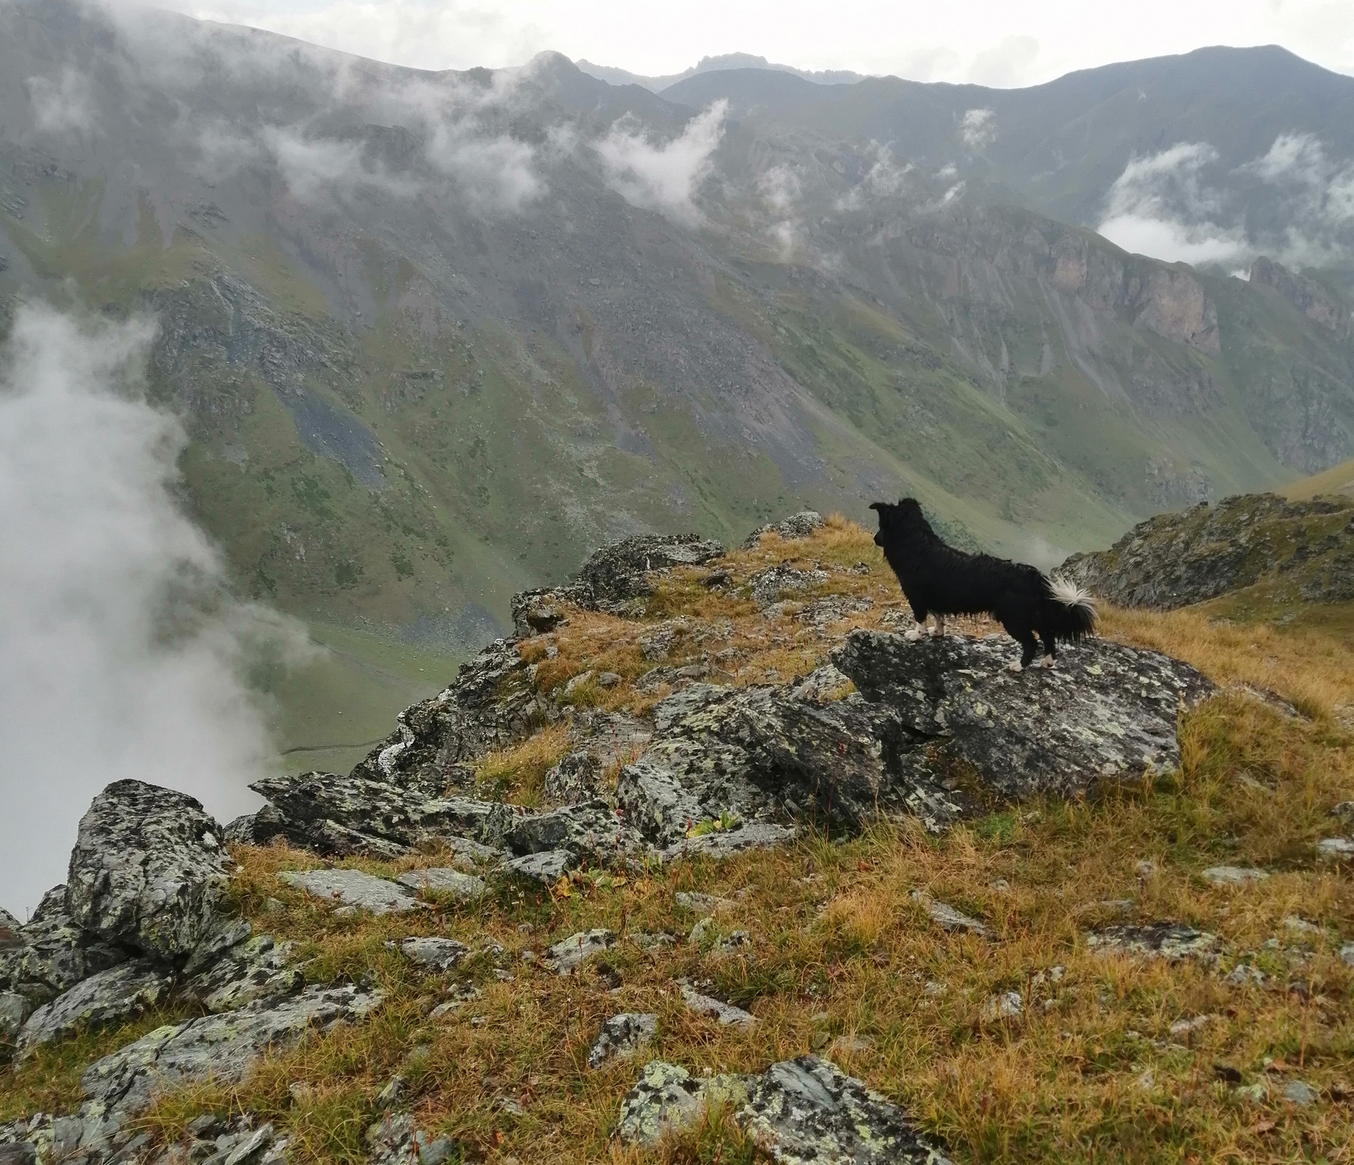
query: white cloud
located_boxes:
[0,306,305,915]
[596,100,728,224]
[960,108,996,149]
[24,68,98,135]
[425,123,544,211]
[1097,135,1354,268]
[967,35,1040,87]
[261,127,419,202]
[1096,141,1251,265]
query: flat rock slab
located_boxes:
[17,961,172,1054]
[1086,923,1219,961]
[395,868,487,902]
[393,937,470,972]
[278,870,422,916]
[911,892,991,938]
[832,631,1214,802]
[65,780,232,961]
[589,1012,657,1068]
[81,984,382,1117]
[681,984,755,1027]
[738,1055,953,1164]
[1202,866,1269,887]
[1317,837,1354,860]
[545,929,614,975]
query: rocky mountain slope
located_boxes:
[3,1,1354,653]
[1063,491,1354,611]
[3,515,1352,1163]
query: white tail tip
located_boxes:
[1049,575,1097,615]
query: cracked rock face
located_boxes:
[81,984,382,1117]
[832,631,1214,801]
[0,886,129,1009]
[65,781,232,963]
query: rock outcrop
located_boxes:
[1062,492,1354,609]
[65,781,232,962]
[831,631,1214,800]
[617,1055,951,1162]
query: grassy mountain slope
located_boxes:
[5,519,1352,1163]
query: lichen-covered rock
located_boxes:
[65,781,233,962]
[395,868,487,902]
[1086,923,1219,961]
[749,565,829,609]
[615,1060,750,1146]
[542,752,601,805]
[910,892,991,938]
[743,512,825,547]
[737,1056,952,1164]
[180,933,304,1014]
[81,984,382,1117]
[681,984,755,1027]
[504,801,642,863]
[250,772,519,855]
[832,632,1213,801]
[0,886,128,1008]
[620,681,963,843]
[16,962,172,1054]
[364,1113,455,1165]
[349,638,550,793]
[278,870,422,916]
[1061,492,1354,609]
[588,1013,657,1068]
[577,534,724,607]
[392,937,469,973]
[544,929,614,975]
[502,850,577,884]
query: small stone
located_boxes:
[588,1012,658,1068]
[1282,915,1323,936]
[279,869,422,916]
[544,929,614,975]
[680,984,755,1027]
[829,1034,874,1057]
[1225,963,1266,987]
[596,672,622,687]
[674,891,733,914]
[982,991,1022,1021]
[1202,866,1269,887]
[711,930,751,956]
[222,1124,273,1165]
[395,868,487,902]
[1283,1079,1319,1106]
[1213,1063,1243,1084]
[1330,801,1354,822]
[910,891,991,937]
[419,1137,455,1164]
[393,937,470,973]
[1316,837,1354,860]
[502,850,576,884]
[1086,923,1219,961]
[1168,1014,1213,1037]
[1236,1082,1267,1103]
[1134,859,1159,880]
[1340,942,1354,967]
[375,1076,406,1109]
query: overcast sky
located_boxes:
[157,0,1354,85]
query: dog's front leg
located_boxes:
[931,614,946,638]
[905,614,928,641]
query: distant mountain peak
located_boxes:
[574,53,867,93]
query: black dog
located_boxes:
[870,498,1096,670]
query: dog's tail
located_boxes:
[1039,575,1097,643]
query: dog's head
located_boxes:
[868,498,926,547]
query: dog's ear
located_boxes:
[868,501,882,512]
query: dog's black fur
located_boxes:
[870,498,1096,669]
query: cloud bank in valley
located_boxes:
[1097,134,1354,269]
[0,307,301,916]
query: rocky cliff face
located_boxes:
[1062,491,1354,609]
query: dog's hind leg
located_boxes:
[1001,622,1039,672]
[1037,627,1057,668]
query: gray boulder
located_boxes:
[81,984,382,1117]
[393,937,470,973]
[831,632,1213,801]
[577,534,724,607]
[16,961,172,1054]
[395,868,487,902]
[738,1055,952,1164]
[544,929,614,975]
[743,511,825,547]
[180,933,304,1014]
[250,772,519,855]
[510,583,592,637]
[615,1060,750,1146]
[65,781,232,963]
[0,886,129,1009]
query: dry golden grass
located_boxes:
[475,721,572,805]
[7,518,1354,1164]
